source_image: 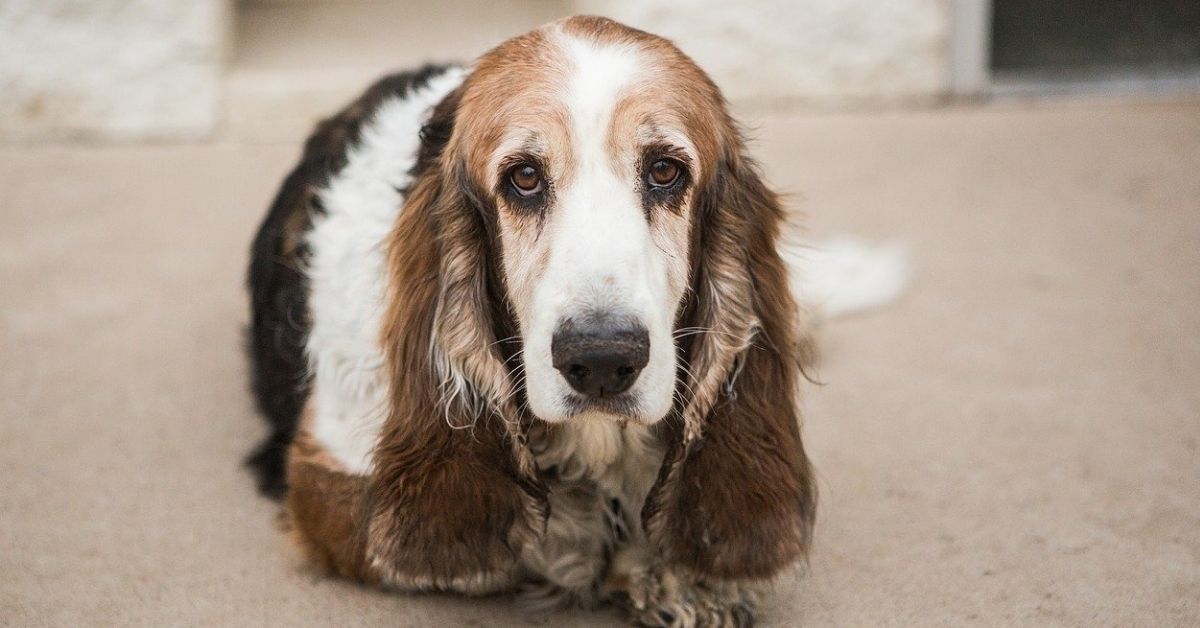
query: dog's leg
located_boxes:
[604,545,760,628]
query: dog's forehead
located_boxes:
[454,17,724,171]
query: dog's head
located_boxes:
[374,16,813,586]
[417,17,770,428]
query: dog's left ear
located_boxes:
[643,134,817,581]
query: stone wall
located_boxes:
[0,0,231,142]
[575,0,954,109]
[0,0,958,141]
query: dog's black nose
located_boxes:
[551,321,649,398]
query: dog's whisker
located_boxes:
[491,334,521,346]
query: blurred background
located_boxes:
[2,0,1198,141]
[2,2,1198,627]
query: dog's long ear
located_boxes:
[366,88,546,591]
[643,133,817,581]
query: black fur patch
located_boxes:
[245,64,459,499]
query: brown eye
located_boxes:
[648,159,680,187]
[509,164,543,196]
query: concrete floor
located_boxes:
[2,96,1198,626]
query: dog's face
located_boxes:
[447,19,727,425]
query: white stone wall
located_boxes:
[574,0,953,108]
[0,0,957,142]
[0,0,231,142]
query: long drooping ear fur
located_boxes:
[365,89,547,592]
[643,130,817,581]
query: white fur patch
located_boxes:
[304,67,466,474]
[782,235,911,320]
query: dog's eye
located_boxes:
[647,159,681,188]
[509,164,544,196]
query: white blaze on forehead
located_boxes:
[550,31,650,276]
[558,33,642,137]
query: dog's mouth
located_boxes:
[559,391,642,421]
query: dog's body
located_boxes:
[245,18,902,626]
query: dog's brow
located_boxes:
[637,123,668,140]
[521,136,548,157]
[495,130,547,159]
[635,124,697,166]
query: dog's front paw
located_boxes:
[627,585,755,628]
[605,547,757,627]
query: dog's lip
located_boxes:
[560,392,641,420]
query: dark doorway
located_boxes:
[991,1,1200,78]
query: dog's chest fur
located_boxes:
[521,416,667,605]
[531,416,665,504]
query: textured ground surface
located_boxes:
[2,99,1199,626]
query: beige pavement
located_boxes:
[2,98,1198,626]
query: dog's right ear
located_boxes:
[366,85,547,592]
[643,131,817,582]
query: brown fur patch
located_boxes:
[285,406,374,582]
[451,27,573,183]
